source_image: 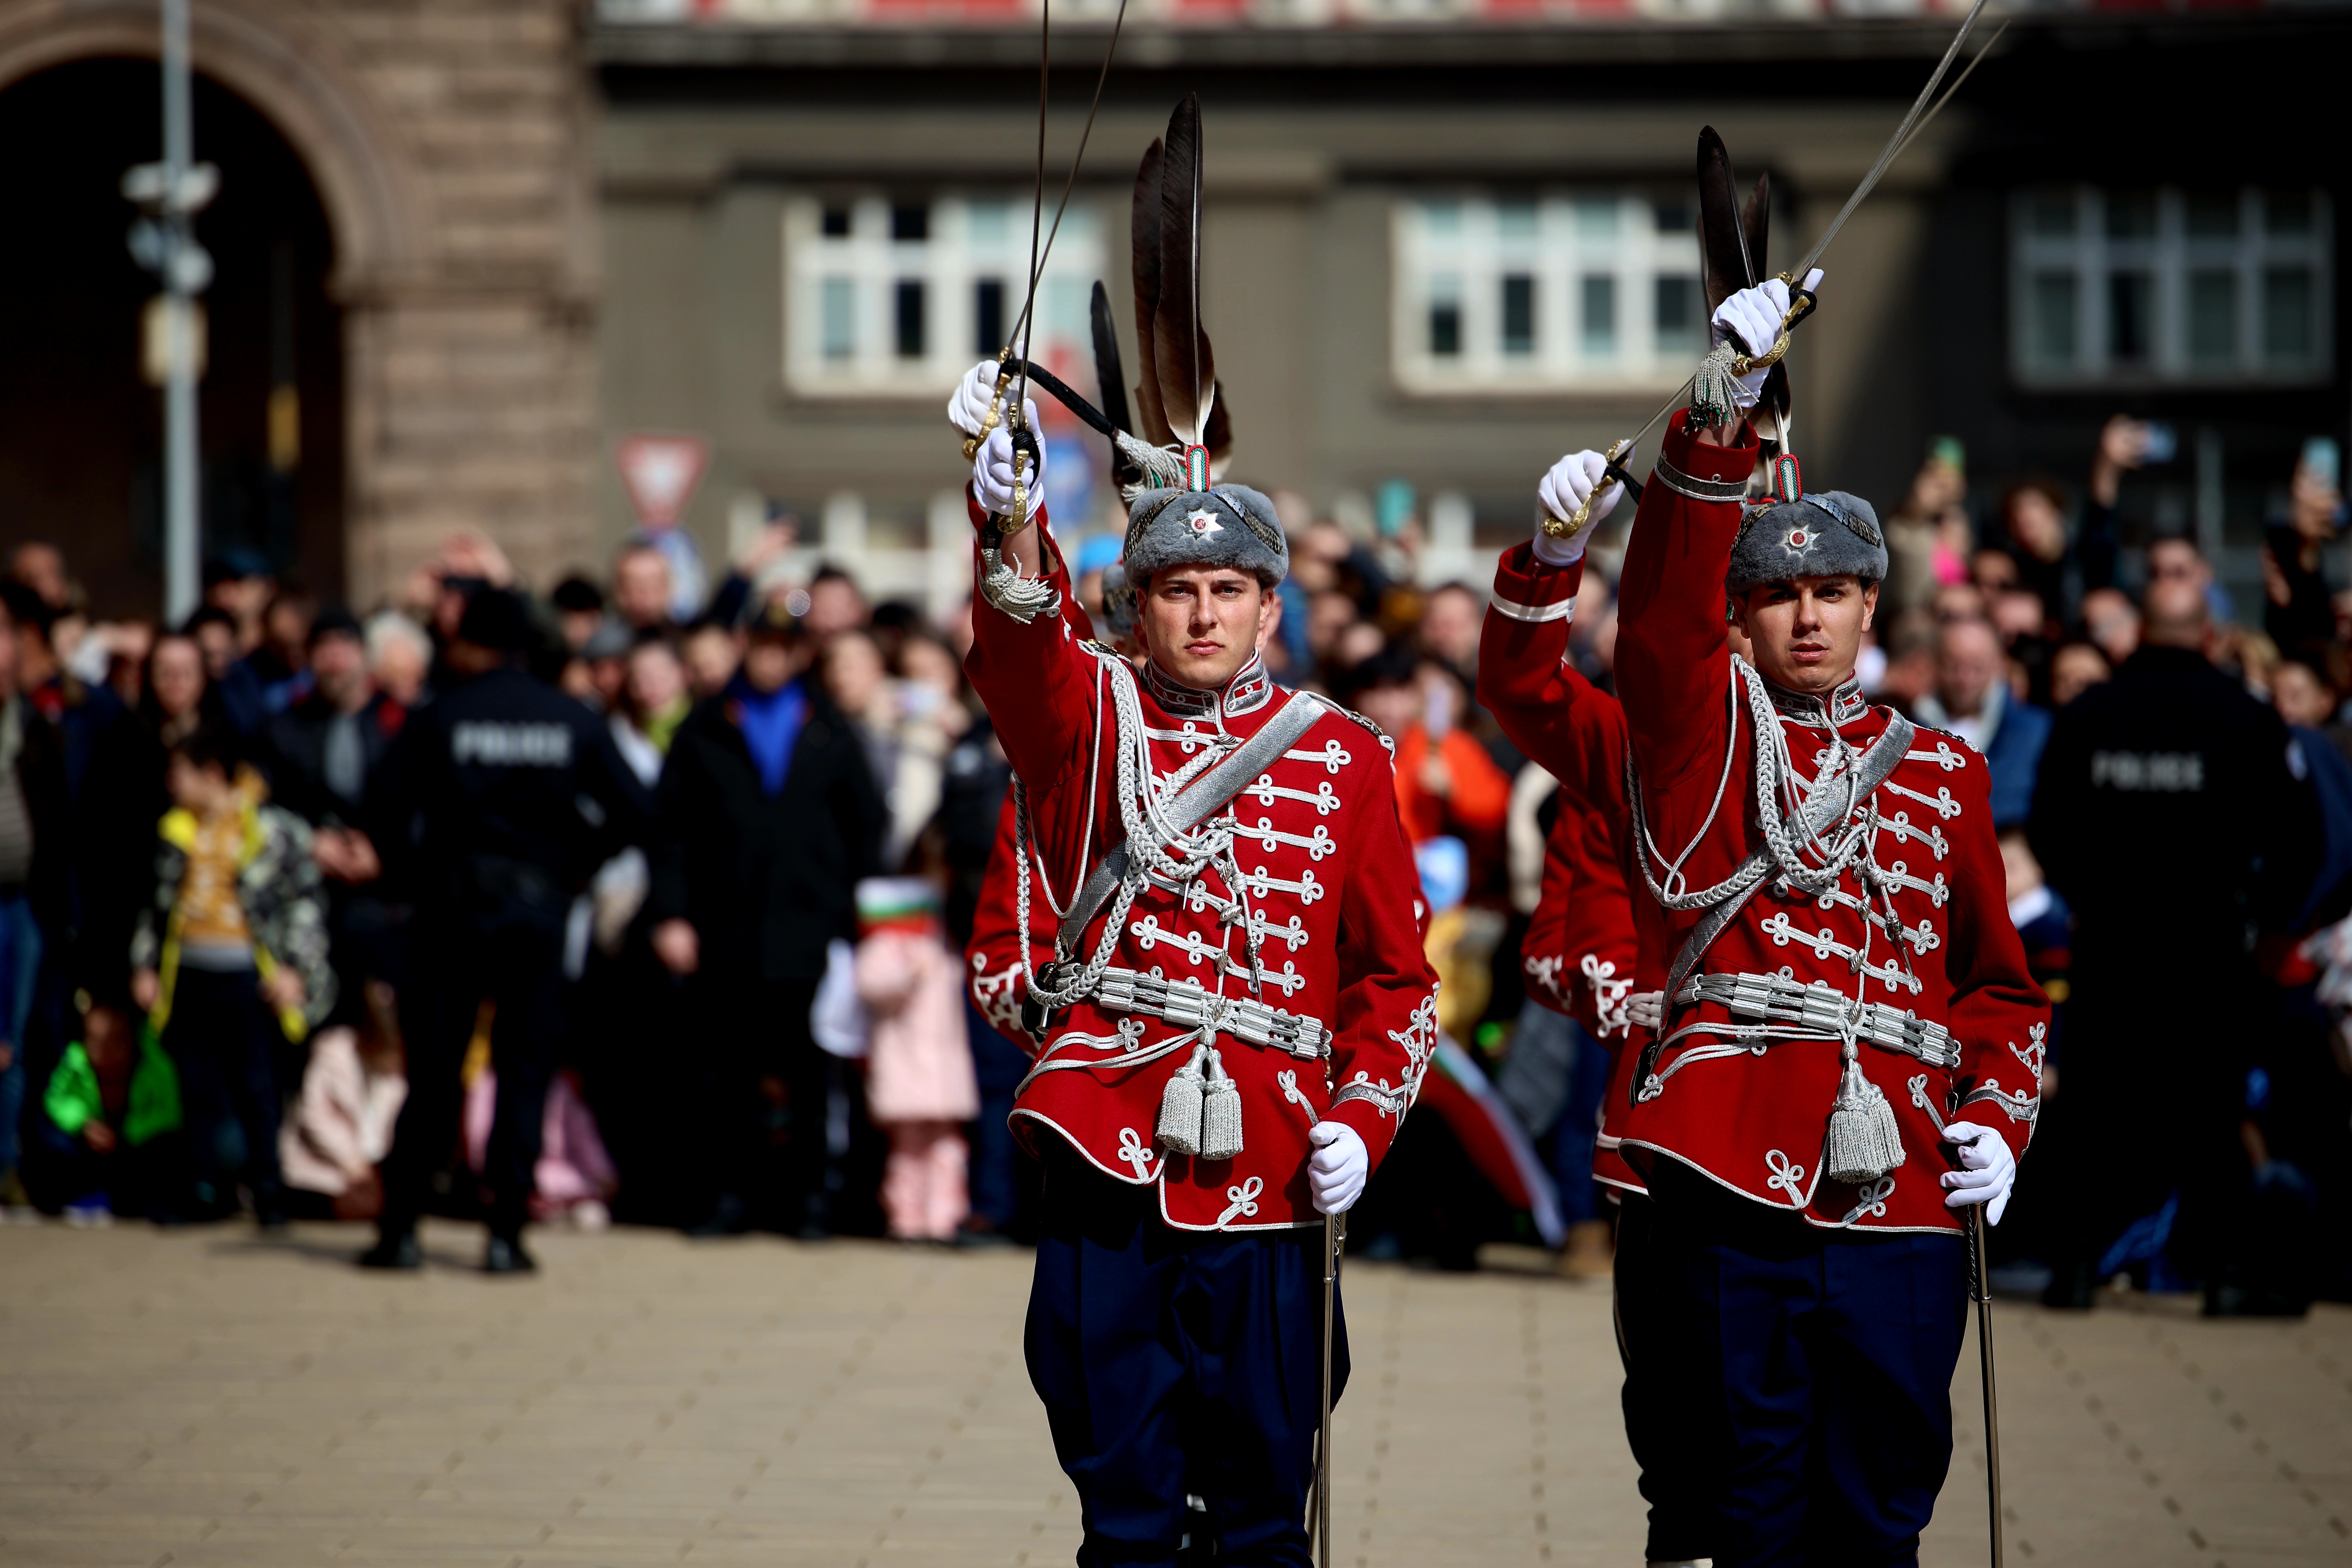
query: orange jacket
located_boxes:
[1391,725,1511,845]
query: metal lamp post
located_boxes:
[123,0,217,625]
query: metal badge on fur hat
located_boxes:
[1726,489,1887,592]
[1124,484,1290,588]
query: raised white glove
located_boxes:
[1307,1121,1367,1216]
[1940,1118,2017,1226]
[1533,445,1633,566]
[947,358,1036,441]
[972,425,1045,521]
[1709,269,1823,407]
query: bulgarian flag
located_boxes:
[1416,1035,1566,1249]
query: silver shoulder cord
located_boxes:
[1632,656,1924,1031]
[1012,651,1278,1034]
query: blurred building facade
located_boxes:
[0,0,597,611]
[0,0,2344,614]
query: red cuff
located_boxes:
[1490,543,1584,625]
[1657,406,1763,487]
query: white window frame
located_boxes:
[1390,192,1710,396]
[2009,185,2333,390]
[783,194,1106,398]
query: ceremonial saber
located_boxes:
[1317,1209,1345,1568]
[1560,0,2010,533]
[1969,1206,2005,1568]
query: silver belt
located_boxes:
[1674,971,1960,1069]
[1092,966,1331,1059]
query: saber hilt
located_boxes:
[1542,437,1645,542]
[1728,281,1822,377]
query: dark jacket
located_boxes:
[264,690,406,828]
[9,697,71,936]
[2030,644,2321,985]
[649,678,885,984]
[366,664,652,928]
[1981,697,2054,830]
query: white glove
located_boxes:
[1940,1118,2017,1226]
[1307,1121,1367,1216]
[1709,269,1823,407]
[972,426,1045,521]
[1533,446,1633,566]
[947,358,1036,441]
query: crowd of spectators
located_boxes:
[2,413,2346,1307]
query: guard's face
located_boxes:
[1733,575,1878,695]
[1142,565,1276,692]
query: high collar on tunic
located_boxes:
[1762,673,1870,730]
[1143,650,1274,727]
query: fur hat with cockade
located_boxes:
[1725,490,1887,594]
[1122,485,1290,591]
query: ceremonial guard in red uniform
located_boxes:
[948,100,1436,1568]
[1553,260,2042,1562]
[1478,507,1716,1567]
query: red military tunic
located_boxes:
[967,792,1040,1046]
[1479,546,1653,1195]
[964,500,1438,1232]
[1613,412,2045,1232]
[966,546,1097,1048]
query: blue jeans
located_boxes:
[966,997,1033,1229]
[0,894,43,1174]
[1548,1017,1611,1228]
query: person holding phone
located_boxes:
[2265,436,2346,665]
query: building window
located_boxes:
[894,279,926,359]
[785,195,1105,396]
[1392,192,1707,393]
[2010,185,2332,387]
[1500,273,1535,356]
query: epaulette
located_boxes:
[1335,705,1398,759]
[1908,721,1983,758]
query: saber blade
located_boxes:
[1318,1210,1343,1568]
[1972,1207,2004,1568]
[1604,0,2001,454]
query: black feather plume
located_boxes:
[1129,138,1174,448]
[1151,94,1215,448]
[1697,126,1757,316]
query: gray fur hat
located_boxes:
[1726,490,1887,593]
[1123,485,1290,589]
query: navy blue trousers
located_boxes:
[1026,1148,1346,1568]
[1616,1191,1724,1564]
[1649,1164,1968,1568]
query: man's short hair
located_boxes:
[169,722,245,777]
[308,604,363,647]
[0,579,52,639]
[456,587,535,653]
[551,574,606,615]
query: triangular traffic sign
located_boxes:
[616,433,711,529]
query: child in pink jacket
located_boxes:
[854,877,978,1241]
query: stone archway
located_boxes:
[0,0,429,291]
[0,0,597,608]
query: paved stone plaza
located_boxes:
[1,1219,2346,1567]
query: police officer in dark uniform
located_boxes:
[2029,576,2322,1314]
[359,589,652,1273]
